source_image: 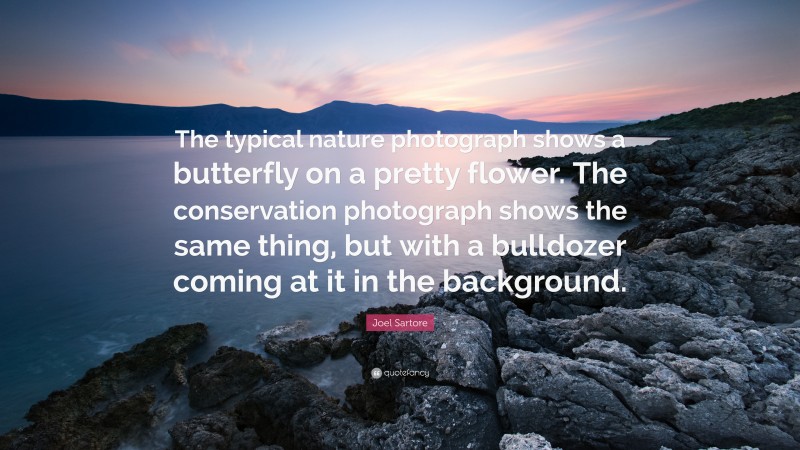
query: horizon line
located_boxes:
[6,90,797,125]
[1,91,650,124]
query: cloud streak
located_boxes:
[112,2,713,118]
[113,42,153,63]
[266,1,710,118]
[161,36,251,75]
[626,0,701,21]
[10,0,792,121]
[148,2,715,119]
[269,4,626,112]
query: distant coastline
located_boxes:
[0,93,627,136]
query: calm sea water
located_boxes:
[0,136,658,433]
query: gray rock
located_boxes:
[256,320,310,344]
[330,336,353,359]
[503,224,800,323]
[164,354,189,387]
[498,347,695,449]
[235,362,368,449]
[236,361,501,450]
[188,346,270,409]
[418,271,518,348]
[697,447,760,450]
[170,412,263,450]
[620,206,719,250]
[650,224,800,276]
[261,319,359,367]
[263,333,335,367]
[646,224,800,322]
[368,306,496,392]
[762,374,800,441]
[511,249,756,320]
[528,128,800,227]
[0,323,208,450]
[359,385,501,449]
[498,305,800,449]
[500,432,558,450]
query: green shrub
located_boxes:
[768,114,794,124]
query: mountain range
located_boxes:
[0,94,627,136]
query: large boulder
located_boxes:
[187,346,271,409]
[234,362,367,449]
[256,320,310,343]
[170,412,264,450]
[620,206,721,250]
[366,306,497,392]
[235,362,502,450]
[420,270,541,339]
[507,249,756,320]
[263,333,336,367]
[503,224,800,323]
[360,385,501,449]
[498,305,800,449]
[644,224,800,323]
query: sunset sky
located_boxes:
[1,0,798,121]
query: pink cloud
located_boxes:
[459,3,625,61]
[273,69,385,106]
[113,42,153,63]
[261,3,706,119]
[266,4,625,111]
[626,0,701,21]
[161,36,251,76]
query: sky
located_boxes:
[0,0,798,121]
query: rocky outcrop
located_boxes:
[619,206,722,250]
[263,334,337,367]
[257,320,310,343]
[261,322,357,367]
[0,323,208,450]
[234,361,367,449]
[418,271,517,347]
[187,346,270,409]
[3,295,799,450]
[519,127,800,227]
[235,357,501,449]
[644,223,800,277]
[362,385,501,449]
[490,122,800,448]
[498,304,800,449]
[170,412,265,450]
[502,224,800,324]
[366,306,496,392]
[507,246,756,320]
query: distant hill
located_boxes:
[0,94,626,136]
[601,92,800,136]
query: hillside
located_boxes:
[601,91,800,136]
[0,94,625,136]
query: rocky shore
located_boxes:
[2,100,799,449]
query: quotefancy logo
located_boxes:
[370,367,430,379]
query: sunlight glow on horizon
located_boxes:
[1,0,799,122]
